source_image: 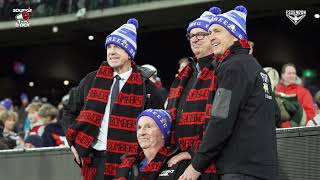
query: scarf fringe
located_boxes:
[81,164,97,180]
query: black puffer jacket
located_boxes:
[192,41,278,180]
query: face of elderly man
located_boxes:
[189,28,213,59]
[209,24,237,58]
[137,116,164,150]
[106,44,131,72]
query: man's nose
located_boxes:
[138,128,146,135]
[191,37,199,43]
[209,34,215,42]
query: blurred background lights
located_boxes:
[88,35,94,40]
[302,69,317,78]
[29,81,34,87]
[13,61,26,75]
[63,80,69,86]
[52,26,58,33]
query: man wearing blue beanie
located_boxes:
[62,18,164,180]
[166,6,221,180]
[115,109,190,179]
[180,6,277,180]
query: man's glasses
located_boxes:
[186,32,210,41]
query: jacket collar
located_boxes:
[214,39,250,63]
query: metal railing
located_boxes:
[0,126,319,180]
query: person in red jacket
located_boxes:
[276,63,316,126]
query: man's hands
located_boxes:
[178,164,201,180]
[167,152,191,167]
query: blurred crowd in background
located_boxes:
[0,92,69,150]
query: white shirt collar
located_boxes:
[113,68,132,81]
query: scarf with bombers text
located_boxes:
[66,61,145,180]
[166,55,218,176]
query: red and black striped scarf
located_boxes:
[66,61,145,179]
[166,56,218,175]
[114,146,175,180]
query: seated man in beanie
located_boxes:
[115,109,189,180]
[62,18,164,180]
[180,5,277,180]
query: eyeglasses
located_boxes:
[186,32,210,41]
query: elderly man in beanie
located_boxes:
[62,18,164,180]
[179,5,277,180]
[166,6,222,180]
[115,109,189,179]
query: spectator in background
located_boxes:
[0,122,9,150]
[276,63,316,127]
[39,104,66,147]
[263,67,279,91]
[57,93,70,121]
[17,93,29,132]
[0,107,9,150]
[264,67,306,128]
[248,40,254,55]
[315,90,320,113]
[26,102,44,136]
[0,104,6,113]
[166,7,222,180]
[115,109,189,179]
[0,98,13,111]
[308,91,320,126]
[24,134,43,149]
[0,111,23,149]
[23,95,46,133]
[141,64,168,105]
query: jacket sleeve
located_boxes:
[301,88,316,122]
[61,86,83,135]
[41,127,54,147]
[191,64,249,172]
